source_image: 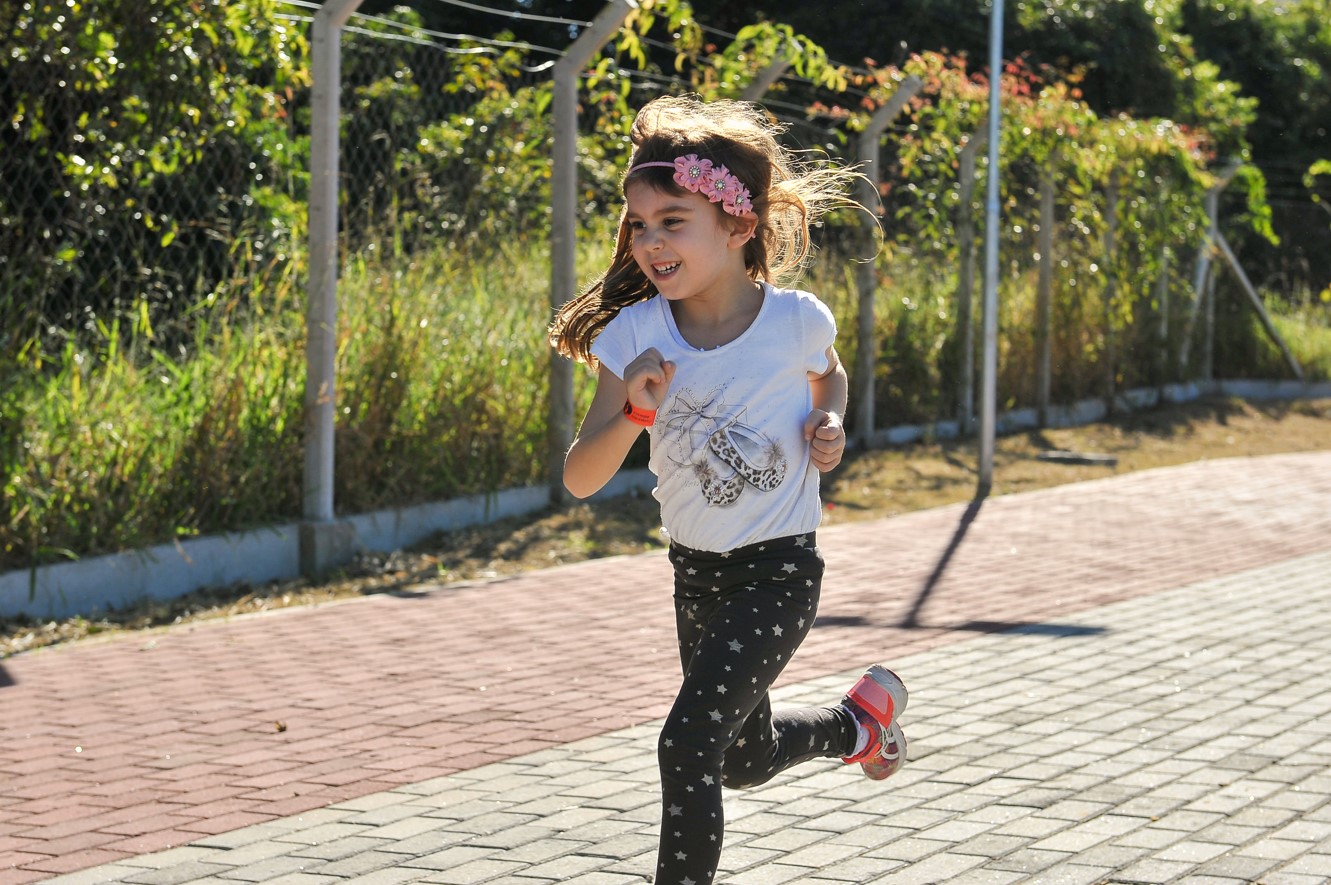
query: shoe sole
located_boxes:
[861,721,907,780]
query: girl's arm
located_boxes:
[805,345,848,472]
[564,350,675,498]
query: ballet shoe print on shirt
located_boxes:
[708,420,786,492]
[664,387,787,507]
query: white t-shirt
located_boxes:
[590,283,837,552]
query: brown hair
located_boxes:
[549,94,862,364]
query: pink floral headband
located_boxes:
[628,154,754,217]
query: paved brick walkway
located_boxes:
[2,452,1329,884]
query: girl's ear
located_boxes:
[726,212,759,250]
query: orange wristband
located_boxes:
[623,400,657,427]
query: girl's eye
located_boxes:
[663,218,682,228]
[628,221,645,232]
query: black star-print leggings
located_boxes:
[657,532,857,885]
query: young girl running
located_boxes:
[549,94,908,885]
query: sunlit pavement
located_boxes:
[4,451,1330,884]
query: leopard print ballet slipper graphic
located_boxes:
[708,421,787,492]
[694,460,745,506]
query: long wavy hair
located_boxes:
[549,94,863,365]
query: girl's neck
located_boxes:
[668,279,765,351]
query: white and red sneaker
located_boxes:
[841,664,908,781]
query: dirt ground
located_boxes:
[3,395,1328,658]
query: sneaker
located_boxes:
[841,664,909,780]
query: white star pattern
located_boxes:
[661,535,836,885]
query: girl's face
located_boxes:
[624,180,749,304]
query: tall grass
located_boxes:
[1215,289,1331,382]
[1,237,560,573]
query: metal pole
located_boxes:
[304,0,362,526]
[739,56,792,101]
[853,76,922,448]
[548,0,637,503]
[978,0,1004,495]
[1214,231,1304,380]
[1179,162,1239,378]
[1035,168,1054,426]
[1102,174,1119,411]
[956,129,986,435]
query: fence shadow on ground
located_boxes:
[900,496,986,629]
[896,493,1106,638]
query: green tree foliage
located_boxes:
[1,0,309,362]
[1177,0,1331,165]
[1174,0,1331,287]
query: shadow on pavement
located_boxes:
[949,620,1107,637]
[900,495,986,629]
[816,494,1109,640]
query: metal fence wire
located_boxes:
[3,2,1316,400]
[0,3,573,360]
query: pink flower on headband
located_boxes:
[672,154,713,189]
[629,154,754,217]
[703,165,732,199]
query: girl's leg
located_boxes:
[656,535,857,885]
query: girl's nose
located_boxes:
[640,228,663,251]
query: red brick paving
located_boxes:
[2,452,1329,879]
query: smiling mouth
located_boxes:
[654,261,680,276]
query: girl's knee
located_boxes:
[658,719,704,769]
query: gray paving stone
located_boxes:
[1113,857,1194,883]
[418,856,528,884]
[400,845,500,872]
[862,850,985,884]
[303,850,404,878]
[1275,851,1331,875]
[1019,864,1117,885]
[1194,852,1279,880]
[121,864,235,885]
[334,867,428,885]
[211,854,323,882]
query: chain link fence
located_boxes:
[3,0,1325,586]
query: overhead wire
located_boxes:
[430,0,592,28]
[292,0,895,123]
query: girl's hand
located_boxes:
[804,409,845,472]
[624,347,676,410]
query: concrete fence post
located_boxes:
[547,0,638,504]
[852,76,923,448]
[301,0,363,578]
[955,129,987,435]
